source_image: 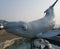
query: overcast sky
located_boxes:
[0,0,60,24]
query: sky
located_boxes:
[0,0,60,25]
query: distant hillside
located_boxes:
[0,30,19,42]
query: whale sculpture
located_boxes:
[0,0,58,38]
[0,0,59,49]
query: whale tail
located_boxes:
[44,0,58,13]
[50,0,58,8]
